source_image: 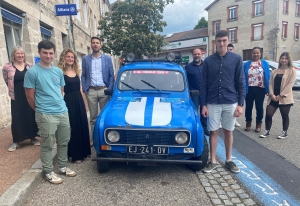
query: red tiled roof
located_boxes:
[164,27,208,42]
[204,0,219,11]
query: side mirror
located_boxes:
[190,90,199,96]
[104,89,113,95]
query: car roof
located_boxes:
[119,61,185,73]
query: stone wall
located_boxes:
[0,0,112,127]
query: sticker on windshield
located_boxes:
[133,71,169,74]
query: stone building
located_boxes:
[0,0,112,127]
[205,0,300,61]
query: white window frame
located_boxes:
[83,2,88,28]
[214,21,220,34]
[228,28,237,43]
[3,20,22,60]
[75,0,81,21]
[254,1,263,16]
[253,24,262,40]
[229,7,236,21]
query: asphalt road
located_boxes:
[23,152,212,206]
[22,90,300,205]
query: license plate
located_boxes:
[127,146,169,154]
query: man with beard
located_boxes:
[81,37,114,146]
[185,48,209,136]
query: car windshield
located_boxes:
[118,69,185,92]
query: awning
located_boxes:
[40,26,52,36]
[1,8,23,24]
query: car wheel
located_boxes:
[97,154,110,173]
[187,137,209,171]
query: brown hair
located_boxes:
[278,52,294,69]
[58,48,81,76]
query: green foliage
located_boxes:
[194,17,208,30]
[99,0,174,59]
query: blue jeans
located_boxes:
[191,95,207,131]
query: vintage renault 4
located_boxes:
[92,54,208,173]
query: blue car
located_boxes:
[93,55,208,173]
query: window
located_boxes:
[295,23,299,40]
[212,20,220,35]
[1,8,23,59]
[40,26,52,41]
[83,2,88,28]
[283,0,289,14]
[94,16,97,36]
[282,21,288,39]
[252,0,264,17]
[75,0,81,21]
[228,28,237,43]
[252,23,264,40]
[296,1,300,16]
[228,6,238,21]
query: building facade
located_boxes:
[205,0,300,61]
[159,28,208,64]
[0,0,112,127]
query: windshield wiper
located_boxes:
[141,80,161,92]
[120,81,142,92]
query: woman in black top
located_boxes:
[260,52,296,139]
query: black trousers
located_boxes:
[245,86,266,123]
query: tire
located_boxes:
[97,154,110,173]
[187,137,209,171]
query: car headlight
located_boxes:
[175,132,188,144]
[107,130,120,142]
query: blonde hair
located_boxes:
[278,52,294,69]
[58,48,81,76]
[10,46,26,63]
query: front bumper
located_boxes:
[92,157,202,165]
[92,152,202,165]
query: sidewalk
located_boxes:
[0,125,56,206]
[0,125,40,195]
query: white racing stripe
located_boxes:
[125,97,147,126]
[151,97,172,126]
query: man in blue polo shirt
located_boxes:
[185,48,208,136]
[200,30,245,174]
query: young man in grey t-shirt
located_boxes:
[24,40,76,184]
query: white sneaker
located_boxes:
[8,143,20,152]
[235,121,241,127]
[31,138,40,146]
[219,123,222,128]
[278,131,288,139]
[46,172,63,184]
[59,167,77,177]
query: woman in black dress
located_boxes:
[2,46,39,152]
[58,48,91,163]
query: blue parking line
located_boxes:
[211,136,300,205]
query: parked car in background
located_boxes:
[292,61,300,88]
[92,54,209,173]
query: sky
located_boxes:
[109,0,214,35]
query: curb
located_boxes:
[0,148,57,206]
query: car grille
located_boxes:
[105,129,190,146]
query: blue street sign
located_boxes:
[34,56,40,65]
[55,4,77,16]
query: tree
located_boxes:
[194,17,208,30]
[98,0,174,59]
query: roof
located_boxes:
[204,0,219,11]
[164,27,208,42]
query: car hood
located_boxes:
[103,96,195,128]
